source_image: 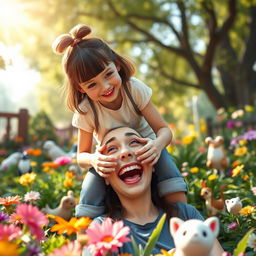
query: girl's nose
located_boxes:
[102,80,110,89]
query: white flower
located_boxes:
[24,191,40,202]
[251,187,256,196]
[248,233,256,251]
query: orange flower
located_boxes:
[65,171,75,179]
[232,160,241,167]
[63,179,73,188]
[0,240,19,256]
[14,136,24,143]
[234,147,248,156]
[42,162,59,168]
[26,148,42,156]
[51,216,79,235]
[0,196,21,206]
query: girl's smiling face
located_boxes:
[79,62,122,108]
[101,127,153,199]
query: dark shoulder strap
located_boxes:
[123,81,141,116]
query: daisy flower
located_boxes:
[86,217,130,256]
[48,241,81,256]
[24,191,40,203]
[239,206,255,216]
[16,204,48,241]
[0,240,19,256]
[0,196,22,206]
[54,156,72,165]
[51,216,78,235]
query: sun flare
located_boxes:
[0,0,30,27]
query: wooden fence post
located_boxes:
[18,108,29,143]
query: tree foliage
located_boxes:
[0,0,255,123]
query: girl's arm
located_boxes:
[141,101,173,149]
[77,129,117,177]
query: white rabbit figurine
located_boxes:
[170,217,219,256]
[225,197,242,214]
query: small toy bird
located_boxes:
[43,140,69,160]
[42,190,76,221]
[18,151,32,175]
[0,152,22,171]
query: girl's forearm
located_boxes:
[77,152,95,168]
[155,127,173,149]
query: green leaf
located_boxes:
[131,236,140,256]
[233,228,254,256]
[142,213,166,256]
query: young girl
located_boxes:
[52,24,187,218]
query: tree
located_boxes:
[72,0,255,109]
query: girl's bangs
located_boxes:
[75,50,111,84]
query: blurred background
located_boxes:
[0,0,255,142]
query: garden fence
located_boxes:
[0,109,77,145]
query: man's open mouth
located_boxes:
[118,163,143,184]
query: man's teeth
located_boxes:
[119,165,141,176]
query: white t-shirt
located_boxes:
[72,77,156,145]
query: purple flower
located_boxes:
[0,211,9,222]
[227,121,235,128]
[26,243,42,256]
[228,222,238,230]
[242,130,256,141]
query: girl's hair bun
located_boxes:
[70,24,91,39]
[52,24,91,54]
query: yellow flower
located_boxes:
[166,145,175,153]
[30,161,38,167]
[200,123,207,134]
[234,147,248,156]
[63,179,73,187]
[188,124,195,131]
[19,173,36,186]
[74,217,92,231]
[232,165,244,177]
[182,136,194,145]
[190,167,199,174]
[155,249,174,256]
[65,171,75,179]
[208,174,218,181]
[238,140,247,146]
[0,241,19,256]
[239,206,255,216]
[244,105,254,112]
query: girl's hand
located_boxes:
[92,145,117,178]
[134,137,161,166]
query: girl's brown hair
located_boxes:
[52,24,138,131]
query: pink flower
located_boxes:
[48,241,81,256]
[16,204,48,241]
[54,156,72,165]
[0,224,21,241]
[228,222,238,230]
[86,218,130,256]
[251,187,256,196]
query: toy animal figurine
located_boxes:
[200,180,226,216]
[42,190,76,220]
[43,140,69,160]
[0,152,22,171]
[169,216,219,256]
[18,151,32,175]
[205,136,229,177]
[225,197,242,215]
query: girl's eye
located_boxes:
[88,83,96,89]
[105,71,114,78]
